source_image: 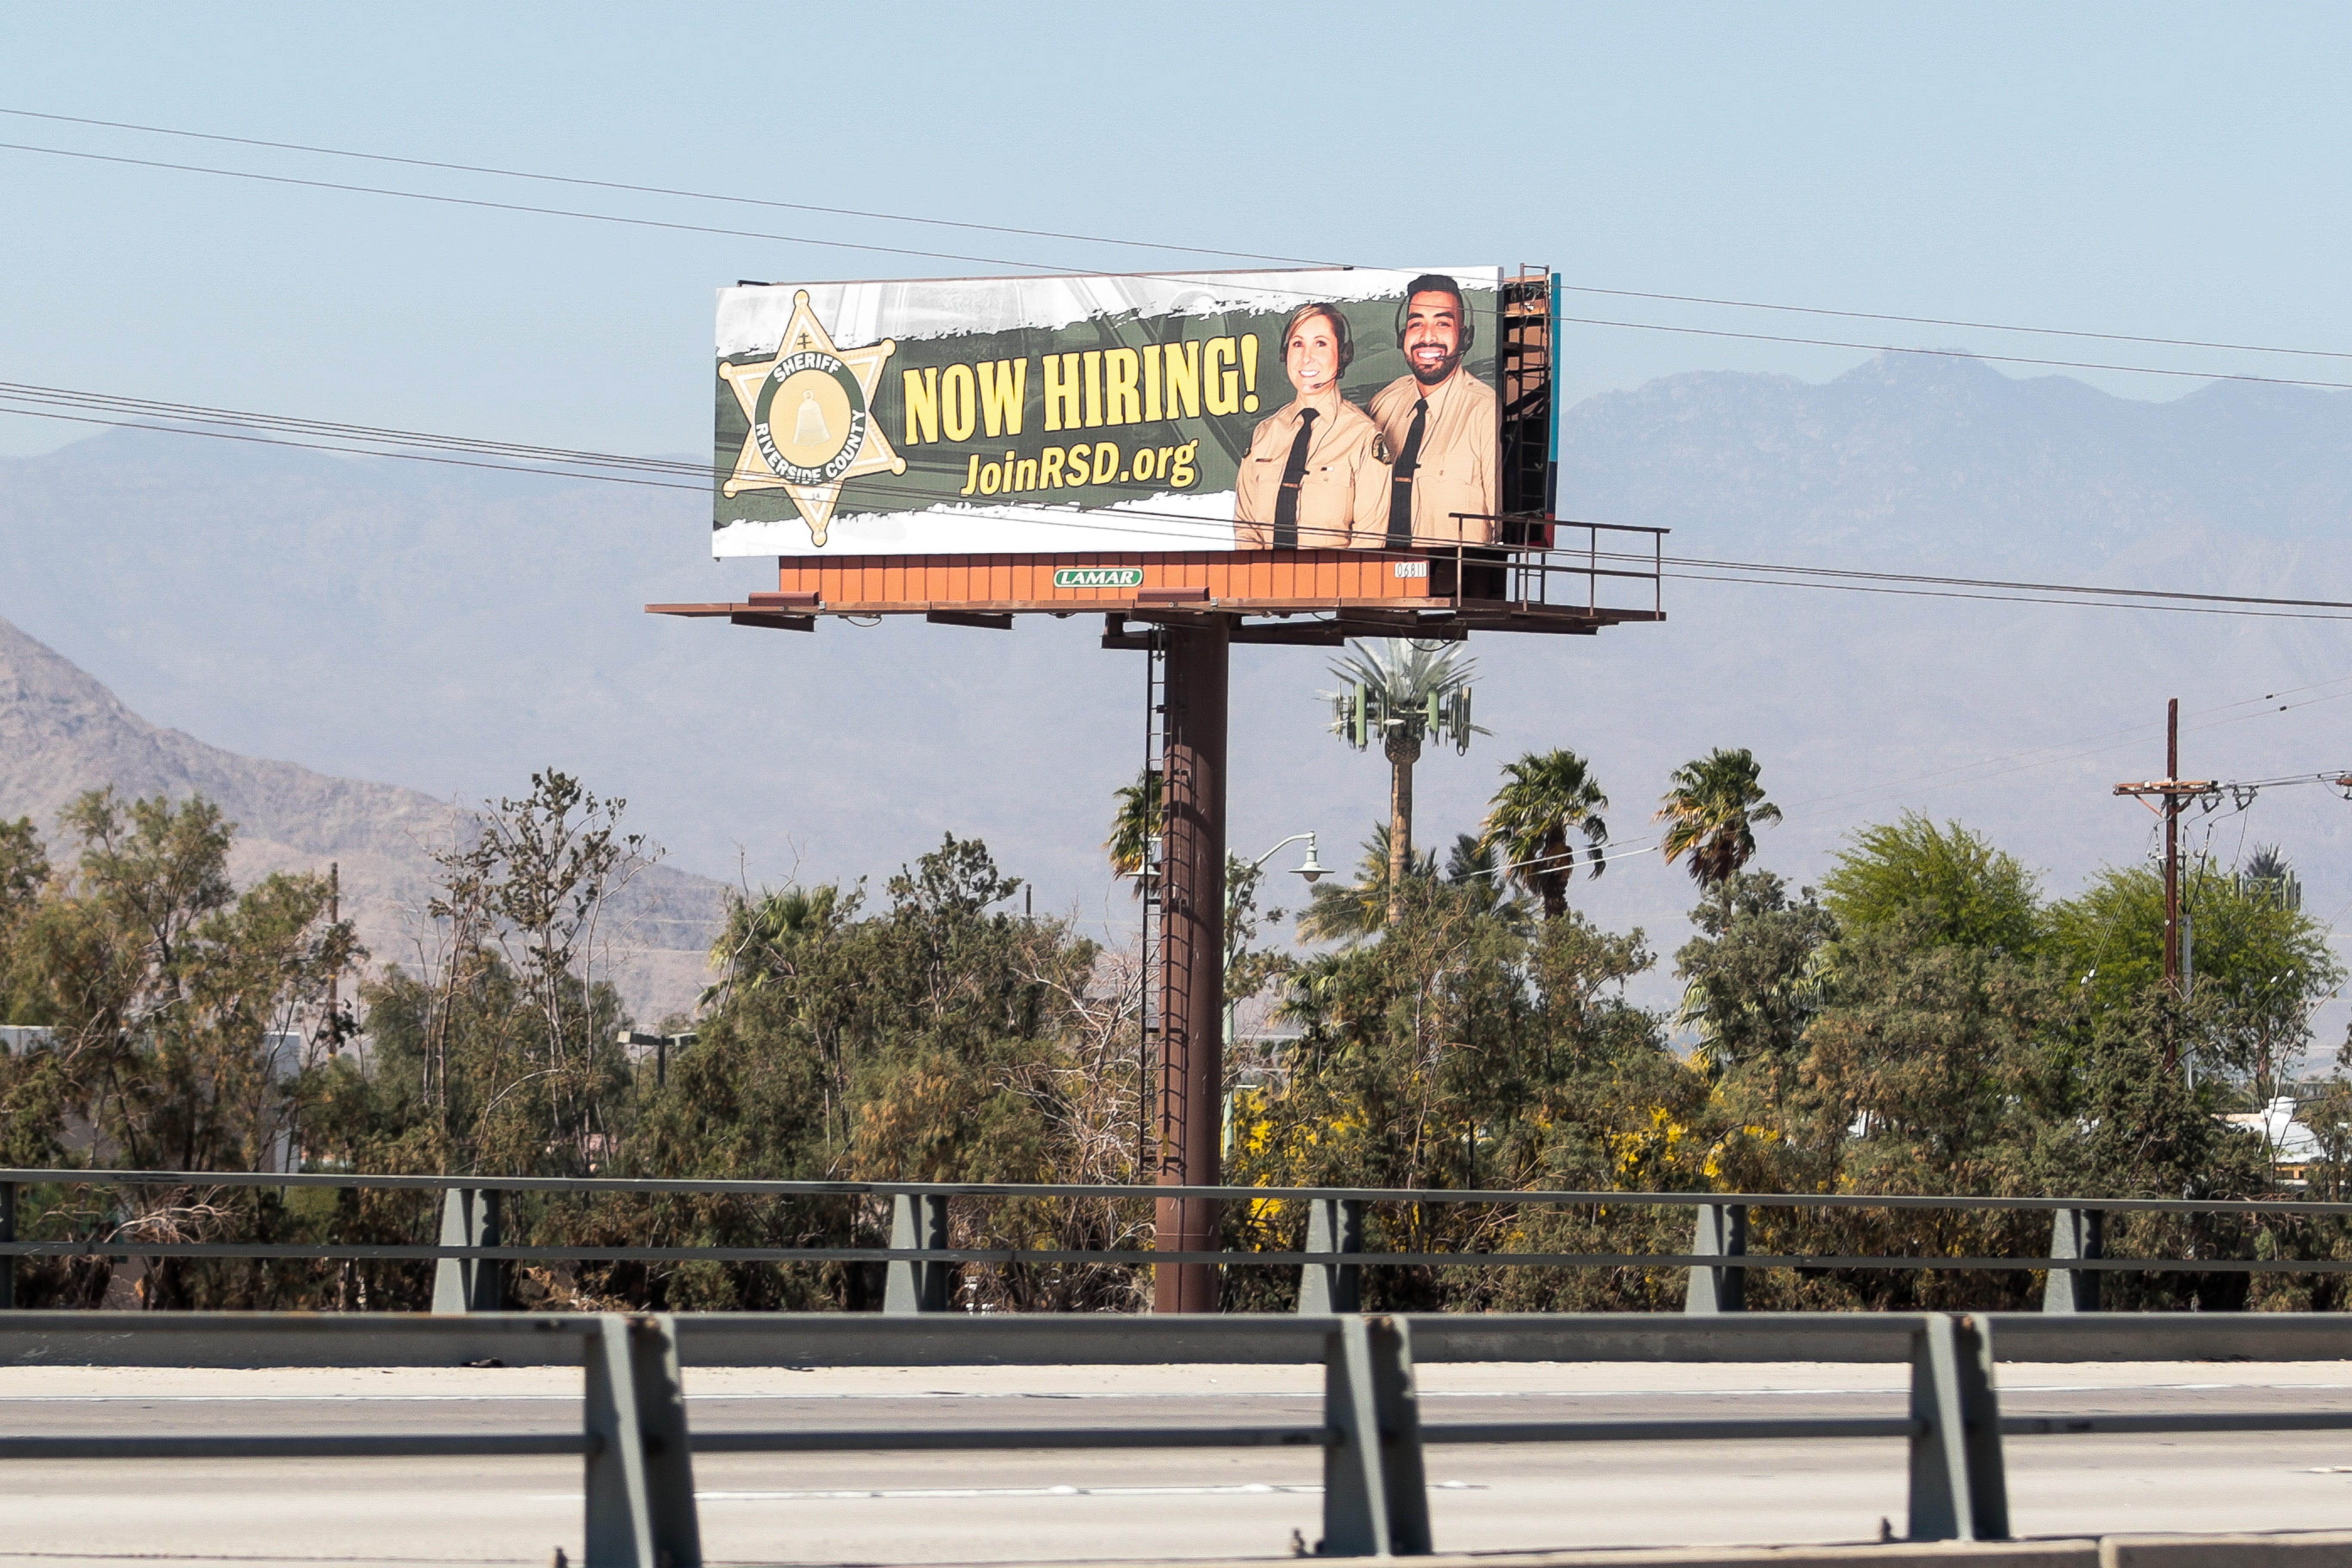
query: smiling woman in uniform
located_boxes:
[1233,303,1390,549]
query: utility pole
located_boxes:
[2165,699,2178,996]
[2113,698,2213,1070]
[327,861,340,1044]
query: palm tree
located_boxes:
[1655,748,1782,889]
[1296,824,1433,944]
[1445,832,1534,930]
[1104,768,1161,897]
[1443,832,1497,888]
[701,883,847,1006]
[1323,640,1484,926]
[1479,750,1609,920]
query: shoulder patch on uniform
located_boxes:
[1371,433,1392,464]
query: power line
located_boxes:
[1663,567,2352,622]
[1761,675,2352,822]
[0,105,1338,269]
[24,110,2352,398]
[12,379,2352,622]
[1657,550,2352,613]
[18,104,2350,376]
[0,138,1379,308]
[26,114,2343,399]
[0,139,1079,274]
[1560,314,2352,395]
[0,406,704,492]
[1557,283,2352,364]
[0,380,699,477]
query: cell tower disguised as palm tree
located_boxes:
[1655,747,1782,888]
[1324,640,1483,926]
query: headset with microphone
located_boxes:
[1277,302,1354,374]
[1393,274,1475,352]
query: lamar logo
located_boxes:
[1054,567,1146,589]
[718,291,905,548]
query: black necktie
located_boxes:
[1272,407,1317,549]
[1386,397,1427,550]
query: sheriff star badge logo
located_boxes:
[719,290,904,548]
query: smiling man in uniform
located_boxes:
[1369,275,1498,569]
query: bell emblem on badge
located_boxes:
[794,390,830,446]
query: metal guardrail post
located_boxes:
[883,1192,950,1314]
[1320,1314,1431,1556]
[1298,1197,1363,1314]
[2043,1209,2104,1313]
[0,1180,15,1311]
[1684,1203,1747,1313]
[585,1314,701,1568]
[431,1189,503,1314]
[1907,1313,2009,1542]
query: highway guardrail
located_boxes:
[0,1170,2343,1315]
[8,1309,2352,1566]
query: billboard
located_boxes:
[713,267,1504,559]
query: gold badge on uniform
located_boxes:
[1372,432,1392,464]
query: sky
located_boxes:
[9,3,2352,1045]
[7,3,2352,469]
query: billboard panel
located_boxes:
[713,267,1504,559]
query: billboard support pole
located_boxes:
[1154,615,1229,1313]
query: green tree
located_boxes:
[1673,871,1837,1089]
[1819,814,2044,955]
[634,835,1145,1311]
[698,881,862,1146]
[0,815,44,913]
[3,791,355,1305]
[1236,872,1685,1311]
[0,815,50,1029]
[1656,747,1782,889]
[2048,858,2342,1100]
[1479,749,1609,920]
[16,792,355,1168]
[1798,911,2056,1195]
[420,772,651,1176]
[1323,640,1482,925]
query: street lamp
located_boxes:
[1224,831,1325,1075]
[1250,831,1326,883]
[617,1029,696,1089]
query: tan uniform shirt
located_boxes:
[1369,370,1500,545]
[1232,392,1390,549]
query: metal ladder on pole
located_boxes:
[1499,266,1556,603]
[1137,628,1167,1179]
[1500,264,1553,514]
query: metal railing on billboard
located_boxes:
[9,1305,2352,1562]
[1408,513,1666,621]
[1,1169,2344,1319]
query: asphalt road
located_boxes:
[7,1360,2352,1565]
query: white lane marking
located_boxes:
[0,1555,539,1563]
[0,1394,583,1404]
[522,1481,1487,1503]
[703,1483,1324,1501]
[8,1381,2344,1405]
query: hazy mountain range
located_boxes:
[4,351,2349,1045]
[0,616,726,1022]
